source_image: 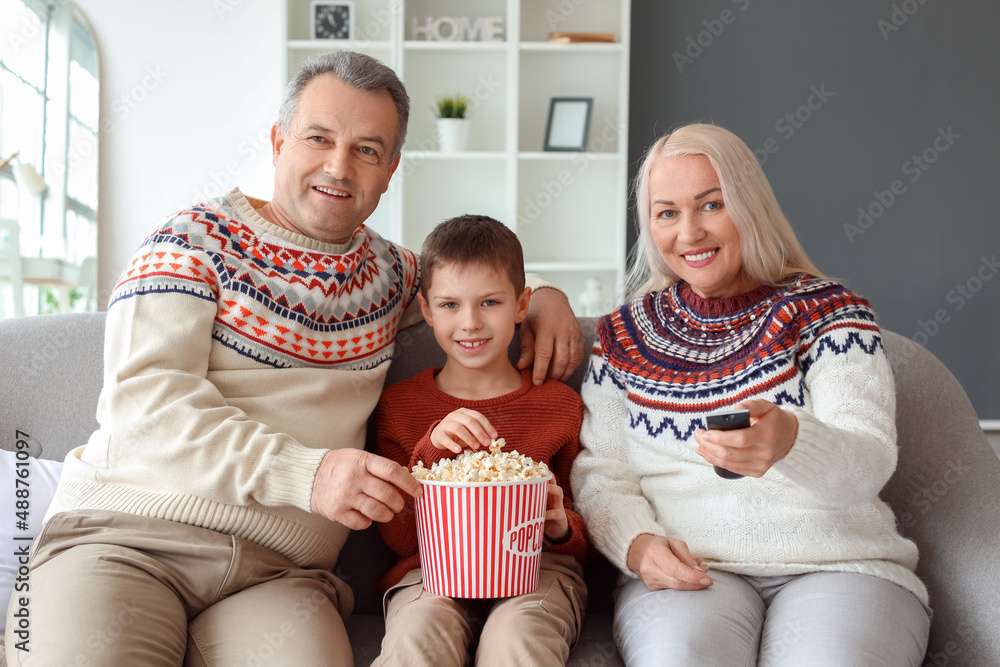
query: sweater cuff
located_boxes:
[525,273,564,298]
[770,408,832,486]
[269,444,330,512]
[597,513,664,576]
[545,524,573,546]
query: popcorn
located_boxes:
[412,438,551,483]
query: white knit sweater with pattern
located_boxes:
[570,276,928,604]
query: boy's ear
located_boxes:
[514,286,532,323]
[417,292,433,325]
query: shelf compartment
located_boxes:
[519,0,624,43]
[400,159,507,252]
[531,268,621,317]
[287,0,396,42]
[402,50,508,154]
[518,51,624,154]
[517,158,621,265]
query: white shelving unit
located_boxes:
[283,0,630,313]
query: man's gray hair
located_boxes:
[277,51,410,158]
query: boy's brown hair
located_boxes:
[419,214,525,297]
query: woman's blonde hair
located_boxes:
[624,123,823,301]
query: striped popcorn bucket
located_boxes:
[414,475,551,598]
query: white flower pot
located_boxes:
[437,118,470,152]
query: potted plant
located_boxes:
[434,94,471,152]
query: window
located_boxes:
[0,0,99,317]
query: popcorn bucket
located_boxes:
[414,475,551,598]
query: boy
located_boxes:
[372,215,589,667]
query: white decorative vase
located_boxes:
[437,118,470,152]
[578,278,606,317]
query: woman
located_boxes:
[570,123,930,665]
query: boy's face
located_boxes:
[418,263,531,374]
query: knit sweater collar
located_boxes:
[422,367,534,407]
[223,187,364,256]
[676,280,783,317]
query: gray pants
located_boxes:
[613,570,930,667]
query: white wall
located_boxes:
[74,0,284,307]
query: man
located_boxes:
[6,51,584,665]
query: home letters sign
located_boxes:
[411,16,504,42]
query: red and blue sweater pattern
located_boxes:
[591,275,884,440]
[109,197,419,371]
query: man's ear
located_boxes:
[270,123,284,167]
[417,292,433,325]
[382,153,401,193]
[514,286,532,324]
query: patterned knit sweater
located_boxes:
[570,276,928,604]
[45,187,422,570]
[376,368,589,590]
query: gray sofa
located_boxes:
[1,312,999,666]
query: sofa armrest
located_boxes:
[880,330,1000,664]
[0,313,105,461]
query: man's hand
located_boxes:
[693,399,799,477]
[311,449,422,530]
[626,533,712,591]
[431,408,497,453]
[517,287,585,385]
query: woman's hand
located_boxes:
[626,534,712,591]
[430,408,497,453]
[693,399,799,477]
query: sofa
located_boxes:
[1,311,999,666]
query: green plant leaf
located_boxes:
[435,94,470,119]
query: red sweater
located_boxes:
[375,368,589,590]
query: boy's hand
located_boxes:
[544,480,569,541]
[430,408,498,454]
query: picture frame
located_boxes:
[543,97,593,152]
[312,1,354,40]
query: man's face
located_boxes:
[268,74,400,244]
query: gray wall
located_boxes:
[628,0,1000,420]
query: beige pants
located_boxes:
[4,509,354,666]
[372,552,587,667]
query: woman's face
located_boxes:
[648,154,759,299]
